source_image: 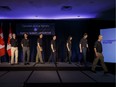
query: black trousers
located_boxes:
[65,51,71,63]
[82,48,87,65]
[48,51,56,63]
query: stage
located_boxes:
[0,62,115,87]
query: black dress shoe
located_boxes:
[91,70,96,73]
[26,63,30,65]
[104,71,109,74]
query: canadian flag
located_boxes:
[0,25,5,57]
[7,25,12,56]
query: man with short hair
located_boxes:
[36,34,44,64]
[66,36,72,64]
[79,33,88,66]
[91,35,108,74]
[21,33,30,65]
[10,33,18,65]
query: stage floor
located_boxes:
[0,62,115,87]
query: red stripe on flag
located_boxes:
[0,24,5,57]
[7,24,12,56]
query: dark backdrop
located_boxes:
[0,19,115,63]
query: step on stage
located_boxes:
[0,62,115,87]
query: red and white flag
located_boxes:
[7,25,12,57]
[0,24,5,57]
